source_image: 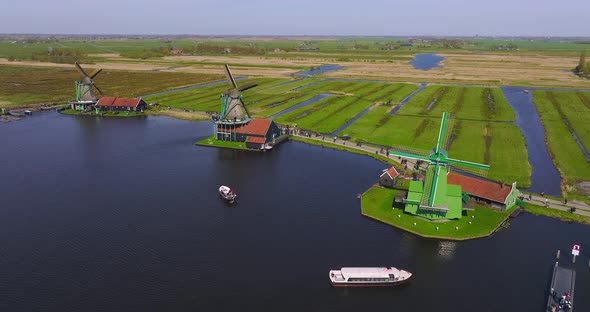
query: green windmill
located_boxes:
[390,112,490,220]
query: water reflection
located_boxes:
[437,241,457,261]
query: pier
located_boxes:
[546,261,575,311]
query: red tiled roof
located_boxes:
[218,118,272,136]
[447,172,512,203]
[96,97,142,108]
[245,136,266,144]
[380,167,400,179]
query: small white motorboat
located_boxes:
[219,185,237,203]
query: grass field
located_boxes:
[345,85,530,186]
[0,65,222,108]
[533,90,590,184]
[361,186,509,240]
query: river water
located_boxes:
[1,112,589,311]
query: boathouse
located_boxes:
[216,118,282,149]
[95,97,147,112]
[446,173,519,210]
[379,167,400,188]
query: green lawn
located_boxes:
[361,186,509,240]
[533,91,590,183]
[195,136,249,150]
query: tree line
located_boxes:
[575,51,589,77]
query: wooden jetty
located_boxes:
[546,261,575,311]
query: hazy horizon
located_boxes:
[1,0,589,37]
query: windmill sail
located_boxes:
[74,62,103,102]
[219,64,255,121]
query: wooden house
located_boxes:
[216,118,282,149]
[379,167,400,188]
[95,97,147,112]
[447,173,520,210]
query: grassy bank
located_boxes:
[195,136,250,150]
[361,186,509,240]
[60,108,145,117]
[523,202,590,225]
[289,135,399,167]
[145,108,210,121]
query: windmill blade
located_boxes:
[390,150,430,162]
[435,112,448,154]
[446,157,490,169]
[89,68,103,79]
[239,82,257,92]
[75,62,89,77]
[223,64,238,89]
[239,97,251,118]
[390,144,430,158]
[447,163,489,178]
[92,82,104,97]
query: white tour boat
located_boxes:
[329,267,412,287]
[219,185,237,203]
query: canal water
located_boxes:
[270,93,332,118]
[409,54,445,70]
[1,112,589,312]
[294,64,343,78]
[501,86,562,196]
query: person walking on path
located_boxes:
[545,198,549,208]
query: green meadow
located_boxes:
[533,91,590,184]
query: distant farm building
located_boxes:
[216,118,282,149]
[379,167,400,188]
[447,173,519,210]
[95,97,147,112]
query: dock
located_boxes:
[546,261,575,311]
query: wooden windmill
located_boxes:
[212,64,258,141]
[70,62,104,111]
[390,112,490,220]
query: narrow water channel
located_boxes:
[270,93,332,118]
[390,83,427,115]
[500,86,561,196]
[330,103,377,136]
